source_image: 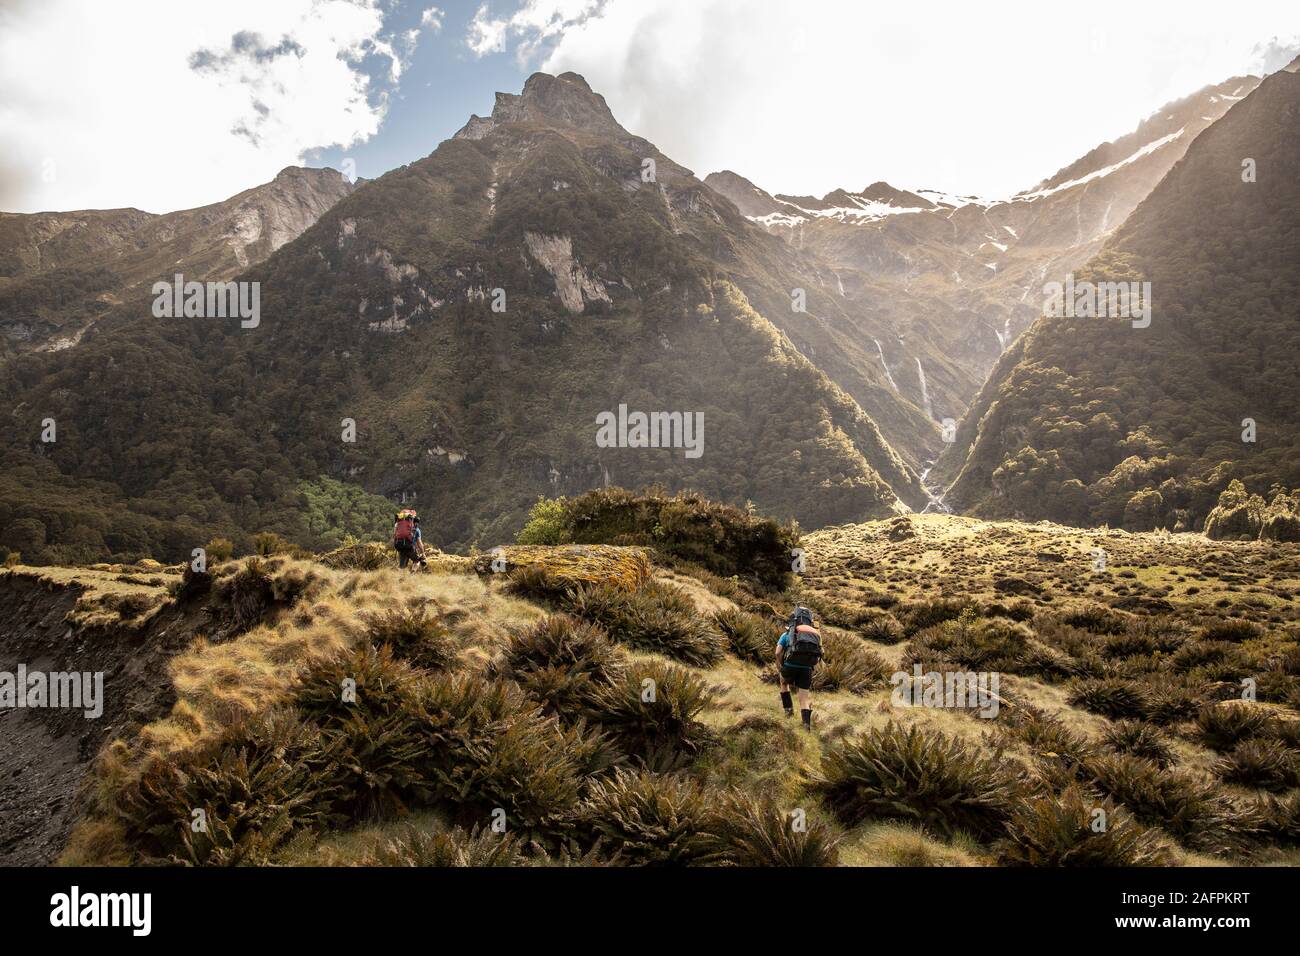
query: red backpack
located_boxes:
[393,517,415,549]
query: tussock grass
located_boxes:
[815,722,1026,841]
[996,785,1174,866]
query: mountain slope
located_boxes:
[0,72,927,563]
[0,166,354,356]
[705,74,1264,439]
[935,66,1300,530]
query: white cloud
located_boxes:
[467,0,605,63]
[421,7,445,32]
[0,0,413,213]
[480,0,1300,199]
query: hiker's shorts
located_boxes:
[396,546,413,568]
[781,665,813,690]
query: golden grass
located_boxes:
[837,822,986,867]
[0,563,173,633]
[475,544,653,591]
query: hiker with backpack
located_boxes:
[776,605,822,730]
[392,509,421,571]
[410,515,428,571]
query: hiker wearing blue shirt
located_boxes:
[777,605,823,730]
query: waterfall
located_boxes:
[994,315,1012,351]
[919,465,952,515]
[872,339,899,392]
[915,357,933,420]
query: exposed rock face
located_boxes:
[524,232,611,313]
[454,71,625,142]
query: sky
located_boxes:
[1,0,1296,214]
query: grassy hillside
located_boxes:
[6,508,1297,867]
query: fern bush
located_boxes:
[858,610,905,645]
[365,604,459,671]
[813,630,889,693]
[1068,677,1149,720]
[1145,684,1204,725]
[997,785,1173,866]
[585,660,716,760]
[899,598,968,636]
[909,613,1032,673]
[1056,604,1129,635]
[815,722,1025,841]
[1195,703,1275,752]
[489,614,625,717]
[114,709,342,866]
[1213,739,1300,791]
[213,557,276,631]
[1102,720,1176,767]
[1199,618,1264,643]
[712,606,773,664]
[703,792,840,867]
[293,644,431,818]
[576,770,714,865]
[566,582,725,666]
[417,673,585,838]
[294,642,418,726]
[1003,707,1096,769]
[364,825,529,867]
[1084,752,1264,855]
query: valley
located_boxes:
[0,43,1297,874]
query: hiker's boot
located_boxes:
[801,708,812,730]
[780,691,794,717]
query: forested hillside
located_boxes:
[938,67,1299,533]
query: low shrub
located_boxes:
[997,785,1173,866]
[576,770,714,866]
[364,605,459,671]
[585,660,716,760]
[489,614,625,717]
[1195,703,1275,752]
[530,487,799,590]
[703,793,840,867]
[1102,720,1175,767]
[1068,678,1149,720]
[1213,739,1300,791]
[815,722,1025,841]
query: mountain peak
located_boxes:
[454,70,623,141]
